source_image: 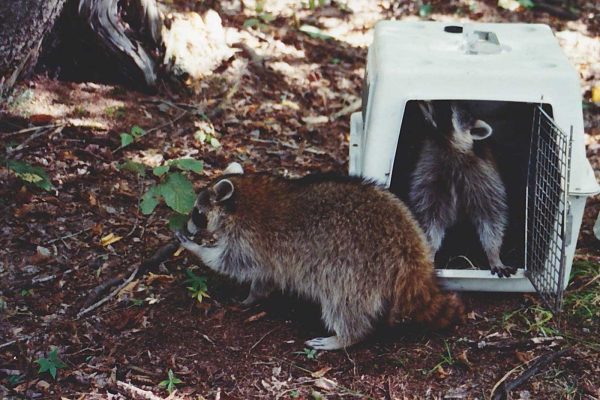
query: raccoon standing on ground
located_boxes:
[409,101,516,277]
[176,163,464,351]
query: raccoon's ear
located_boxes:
[213,179,235,202]
[223,162,244,175]
[418,101,437,128]
[470,119,493,140]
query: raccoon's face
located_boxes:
[418,101,492,152]
[186,162,244,237]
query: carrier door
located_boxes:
[525,106,572,312]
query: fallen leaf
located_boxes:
[174,246,185,257]
[467,311,479,320]
[245,311,267,323]
[311,367,332,378]
[100,233,122,246]
[457,350,472,368]
[435,365,450,379]
[592,85,600,104]
[88,193,97,206]
[314,377,337,391]
[29,246,52,264]
[117,279,139,298]
[145,272,175,285]
[30,114,54,125]
[515,350,534,364]
[302,115,329,125]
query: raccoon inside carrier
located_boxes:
[349,21,600,311]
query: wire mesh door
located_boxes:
[525,105,571,312]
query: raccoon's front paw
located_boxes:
[491,264,517,278]
[305,336,344,351]
[175,230,193,246]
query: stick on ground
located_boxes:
[491,348,570,400]
[78,240,180,317]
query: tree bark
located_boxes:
[0,0,67,98]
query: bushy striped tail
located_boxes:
[388,266,464,329]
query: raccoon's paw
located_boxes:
[305,336,345,351]
[175,230,193,246]
[491,264,517,278]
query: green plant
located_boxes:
[20,289,32,297]
[6,159,54,191]
[118,156,203,229]
[116,125,146,151]
[105,105,126,119]
[419,3,432,17]
[428,341,454,374]
[294,348,318,360]
[243,12,275,30]
[299,25,332,40]
[306,0,326,10]
[502,306,558,336]
[159,369,182,394]
[564,261,600,321]
[36,347,67,380]
[185,269,209,302]
[7,374,24,387]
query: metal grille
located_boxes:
[525,106,571,312]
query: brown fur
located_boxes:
[177,169,464,350]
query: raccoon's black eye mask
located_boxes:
[192,208,208,230]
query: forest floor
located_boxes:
[1,1,599,399]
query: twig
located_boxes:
[249,327,279,352]
[3,123,61,138]
[0,336,32,350]
[490,348,570,400]
[116,380,165,400]
[474,336,564,350]
[78,240,180,315]
[207,80,240,120]
[6,125,64,154]
[145,111,188,135]
[77,266,139,318]
[534,1,579,20]
[47,227,93,244]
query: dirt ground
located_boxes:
[1,1,599,399]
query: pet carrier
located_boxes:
[350,21,600,311]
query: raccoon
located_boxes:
[176,163,464,350]
[409,101,516,277]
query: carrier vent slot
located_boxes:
[525,105,571,312]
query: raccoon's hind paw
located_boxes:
[491,264,517,278]
[305,336,345,351]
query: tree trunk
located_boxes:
[0,0,161,97]
[0,0,67,98]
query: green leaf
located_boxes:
[419,3,432,17]
[130,125,145,138]
[243,18,260,28]
[161,173,196,214]
[299,25,332,40]
[36,347,66,380]
[120,133,134,148]
[153,165,171,177]
[260,12,275,23]
[118,160,146,176]
[140,185,162,215]
[159,369,182,394]
[170,158,204,174]
[168,213,189,231]
[7,160,54,191]
[209,137,221,148]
